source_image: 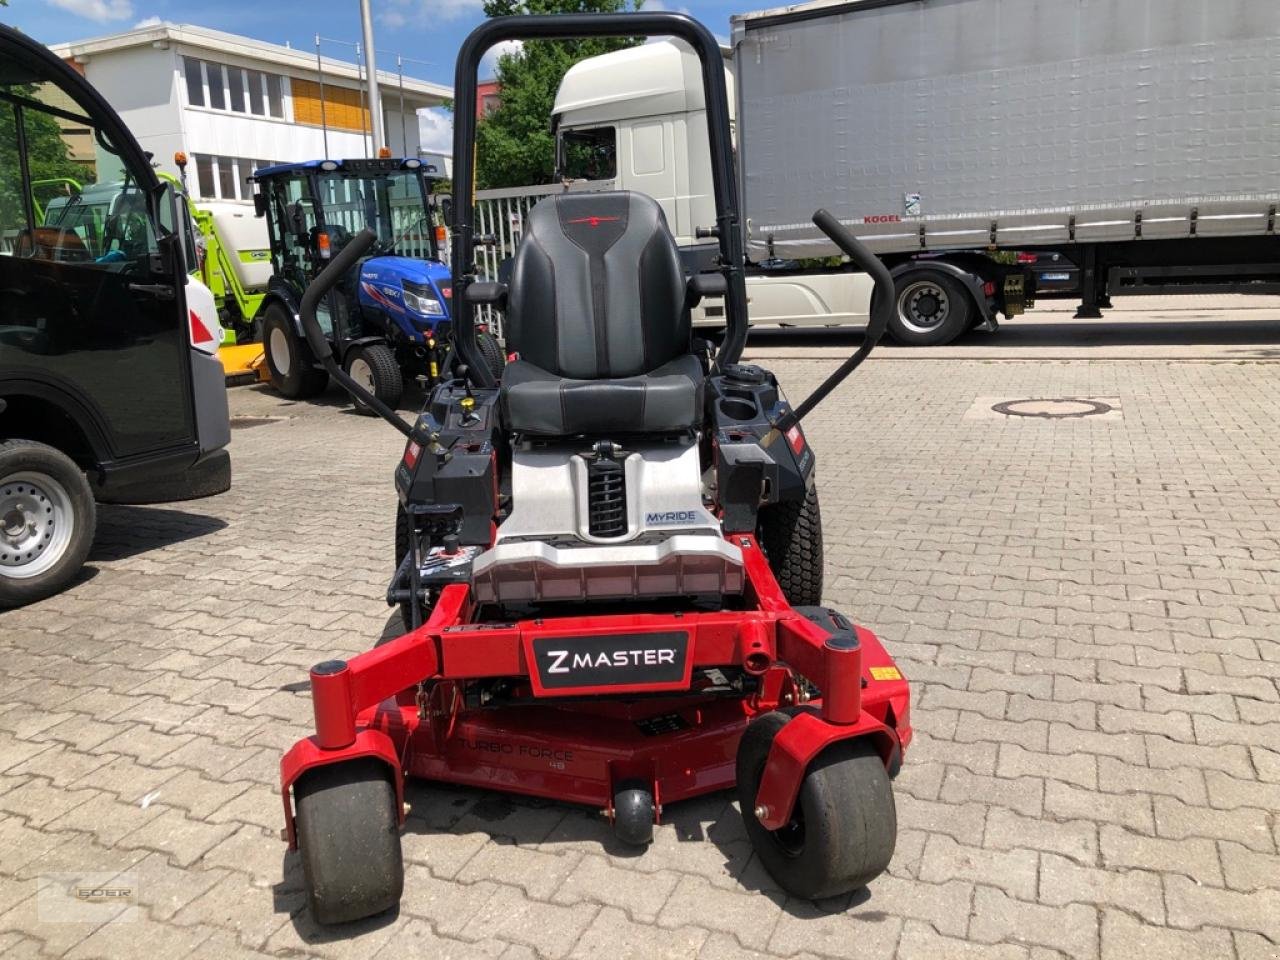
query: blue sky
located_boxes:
[8,0,740,87]
[9,0,742,152]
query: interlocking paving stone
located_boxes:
[4,350,1280,958]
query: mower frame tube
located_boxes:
[448,13,749,387]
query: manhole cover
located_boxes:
[991,398,1113,419]
[229,416,283,430]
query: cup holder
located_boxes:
[718,396,759,421]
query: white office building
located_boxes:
[50,22,451,203]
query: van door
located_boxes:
[0,46,194,461]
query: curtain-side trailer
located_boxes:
[552,0,1280,345]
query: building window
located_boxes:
[206,63,225,110]
[265,73,284,118]
[184,56,204,107]
[216,155,237,200]
[196,153,216,198]
[226,66,246,113]
[246,69,265,115]
[184,57,286,120]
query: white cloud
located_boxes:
[378,0,485,27]
[48,0,134,21]
[481,38,523,74]
[417,107,453,153]
[134,15,163,28]
[643,0,692,12]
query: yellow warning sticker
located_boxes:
[870,666,902,681]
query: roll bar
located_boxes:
[449,13,749,387]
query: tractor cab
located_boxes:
[250,157,455,410]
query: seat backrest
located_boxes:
[505,191,687,380]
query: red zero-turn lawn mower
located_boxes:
[280,12,912,925]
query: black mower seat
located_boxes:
[499,191,702,436]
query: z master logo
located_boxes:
[645,510,699,526]
[533,631,689,690]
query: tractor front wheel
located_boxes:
[344,343,403,415]
[736,711,896,900]
[294,758,404,925]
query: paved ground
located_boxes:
[3,300,1280,959]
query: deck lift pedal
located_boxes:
[279,11,912,924]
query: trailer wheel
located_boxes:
[294,758,404,925]
[888,270,971,346]
[736,712,896,900]
[756,484,823,606]
[476,330,506,380]
[0,440,96,609]
[263,305,328,399]
[345,343,403,415]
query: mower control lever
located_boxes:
[298,226,414,439]
[770,210,895,433]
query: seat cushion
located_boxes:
[501,354,704,436]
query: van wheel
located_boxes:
[344,343,403,415]
[888,270,972,346]
[263,305,328,399]
[0,440,95,608]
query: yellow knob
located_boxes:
[460,396,475,411]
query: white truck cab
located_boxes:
[553,40,872,329]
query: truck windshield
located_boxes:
[315,169,436,259]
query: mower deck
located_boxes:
[281,537,911,843]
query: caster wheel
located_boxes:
[736,712,896,900]
[612,780,655,846]
[294,758,404,925]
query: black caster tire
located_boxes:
[294,758,404,925]
[344,343,404,415]
[736,712,896,900]
[263,305,328,399]
[756,484,824,607]
[887,269,972,346]
[0,440,96,608]
[612,780,655,846]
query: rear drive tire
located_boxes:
[263,304,328,399]
[887,270,972,346]
[0,440,96,608]
[294,758,404,925]
[736,712,896,900]
[344,343,403,415]
[757,484,823,606]
[476,330,506,380]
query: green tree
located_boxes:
[475,0,642,189]
[0,87,96,227]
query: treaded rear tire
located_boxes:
[295,758,403,925]
[0,440,95,608]
[757,484,823,606]
[476,330,506,380]
[736,711,896,900]
[263,304,328,399]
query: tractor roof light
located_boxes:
[403,158,421,170]
[320,160,339,172]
